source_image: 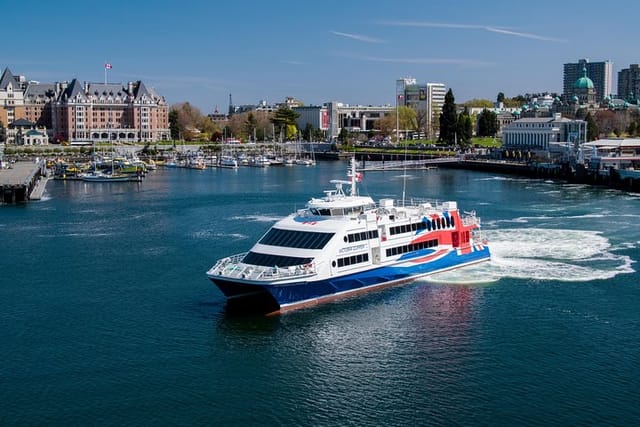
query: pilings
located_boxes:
[0,160,46,204]
[443,160,640,192]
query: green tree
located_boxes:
[271,106,300,140]
[398,106,418,133]
[168,109,180,140]
[438,89,458,144]
[585,112,599,141]
[462,99,494,108]
[338,127,349,143]
[477,109,499,137]
[456,107,473,148]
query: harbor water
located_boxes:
[1,162,639,425]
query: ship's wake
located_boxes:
[426,228,635,284]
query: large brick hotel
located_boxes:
[0,67,170,145]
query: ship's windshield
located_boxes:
[242,252,312,268]
[308,203,375,217]
[259,228,334,249]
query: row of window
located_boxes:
[345,229,379,243]
[259,228,334,249]
[389,217,453,236]
[335,252,369,268]
[385,238,438,257]
[310,204,374,217]
[390,221,427,236]
[242,251,312,268]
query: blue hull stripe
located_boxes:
[211,247,490,308]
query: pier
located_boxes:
[358,157,457,171]
[0,160,47,204]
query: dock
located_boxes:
[0,160,48,203]
[358,157,456,171]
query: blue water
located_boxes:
[1,162,639,425]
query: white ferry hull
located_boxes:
[206,158,491,314]
[209,245,490,314]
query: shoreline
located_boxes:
[441,159,640,193]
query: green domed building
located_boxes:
[573,67,597,105]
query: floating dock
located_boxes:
[0,160,47,203]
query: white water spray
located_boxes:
[427,228,635,284]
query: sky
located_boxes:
[5,0,639,114]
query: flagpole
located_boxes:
[104,63,107,84]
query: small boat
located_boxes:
[250,156,271,167]
[206,158,491,314]
[295,158,314,166]
[219,156,239,169]
[186,157,207,170]
[80,170,133,182]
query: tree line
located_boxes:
[168,90,640,145]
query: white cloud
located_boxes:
[334,52,492,66]
[381,21,566,43]
[330,31,386,43]
[280,60,304,65]
[484,26,566,42]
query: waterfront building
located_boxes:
[0,68,27,127]
[581,138,640,173]
[52,79,170,144]
[0,67,170,145]
[292,105,329,137]
[23,82,57,141]
[617,64,640,102]
[502,113,587,158]
[5,118,49,145]
[324,102,394,140]
[397,78,446,139]
[563,58,613,103]
[207,106,228,124]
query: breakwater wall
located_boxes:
[444,160,640,193]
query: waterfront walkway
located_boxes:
[359,157,458,171]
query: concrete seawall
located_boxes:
[443,160,640,193]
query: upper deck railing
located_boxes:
[208,253,317,281]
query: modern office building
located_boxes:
[324,102,394,140]
[396,78,446,139]
[617,64,640,101]
[292,105,329,135]
[563,58,613,102]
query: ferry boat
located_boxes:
[206,159,490,313]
